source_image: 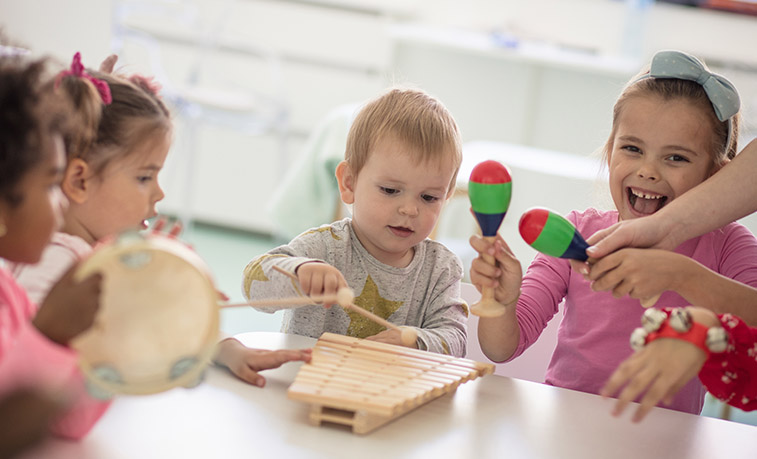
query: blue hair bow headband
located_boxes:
[636,50,740,151]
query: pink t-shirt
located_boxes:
[512,208,757,415]
[0,265,110,439]
[11,232,91,305]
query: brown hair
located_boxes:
[602,68,740,171]
[56,67,171,176]
[345,87,462,193]
[0,56,69,207]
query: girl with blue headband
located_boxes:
[468,49,757,417]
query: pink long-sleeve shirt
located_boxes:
[512,208,757,415]
[0,265,110,440]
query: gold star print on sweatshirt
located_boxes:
[346,275,403,338]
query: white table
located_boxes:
[27,332,757,459]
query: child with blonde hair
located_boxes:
[234,87,467,365]
[469,50,757,415]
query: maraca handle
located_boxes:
[480,236,497,303]
[470,236,507,317]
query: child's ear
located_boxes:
[335,160,356,205]
[61,159,93,204]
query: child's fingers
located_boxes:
[569,259,590,277]
[470,258,500,287]
[323,273,339,296]
[308,275,325,297]
[601,355,641,399]
[297,270,312,296]
[249,349,312,370]
[471,258,500,279]
[236,366,265,387]
[469,235,495,255]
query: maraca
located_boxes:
[518,207,589,261]
[519,207,659,308]
[468,160,512,317]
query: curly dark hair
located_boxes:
[0,56,68,207]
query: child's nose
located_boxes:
[399,199,419,217]
[154,183,166,203]
[636,161,659,181]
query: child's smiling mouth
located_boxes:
[627,187,668,215]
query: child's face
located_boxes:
[338,137,456,268]
[0,135,67,263]
[75,132,170,244]
[608,96,715,222]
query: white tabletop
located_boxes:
[26,332,757,459]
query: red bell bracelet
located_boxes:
[629,307,729,354]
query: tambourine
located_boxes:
[71,231,219,398]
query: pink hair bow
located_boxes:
[56,52,112,105]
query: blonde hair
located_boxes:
[602,67,740,172]
[345,87,462,192]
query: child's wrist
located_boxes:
[501,291,520,308]
[629,307,729,355]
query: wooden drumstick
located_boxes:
[272,266,417,347]
[219,293,338,309]
[335,289,418,348]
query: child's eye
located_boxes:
[667,154,690,163]
[421,194,440,203]
[380,186,398,195]
[137,176,153,183]
[621,145,641,154]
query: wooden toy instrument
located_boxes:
[71,231,219,398]
[287,332,495,434]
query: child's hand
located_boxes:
[214,338,312,387]
[0,388,64,458]
[295,261,348,306]
[469,234,522,306]
[600,307,719,422]
[32,264,102,346]
[365,328,418,348]
[586,249,686,301]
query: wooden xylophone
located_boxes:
[287,332,495,434]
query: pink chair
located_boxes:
[462,282,561,383]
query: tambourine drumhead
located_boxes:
[71,231,219,396]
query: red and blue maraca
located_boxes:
[518,207,659,307]
[468,160,512,317]
[518,208,589,261]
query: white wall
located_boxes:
[2,0,756,234]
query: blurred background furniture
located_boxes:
[110,0,291,232]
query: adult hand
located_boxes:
[585,215,677,260]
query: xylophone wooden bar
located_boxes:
[287,332,495,434]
